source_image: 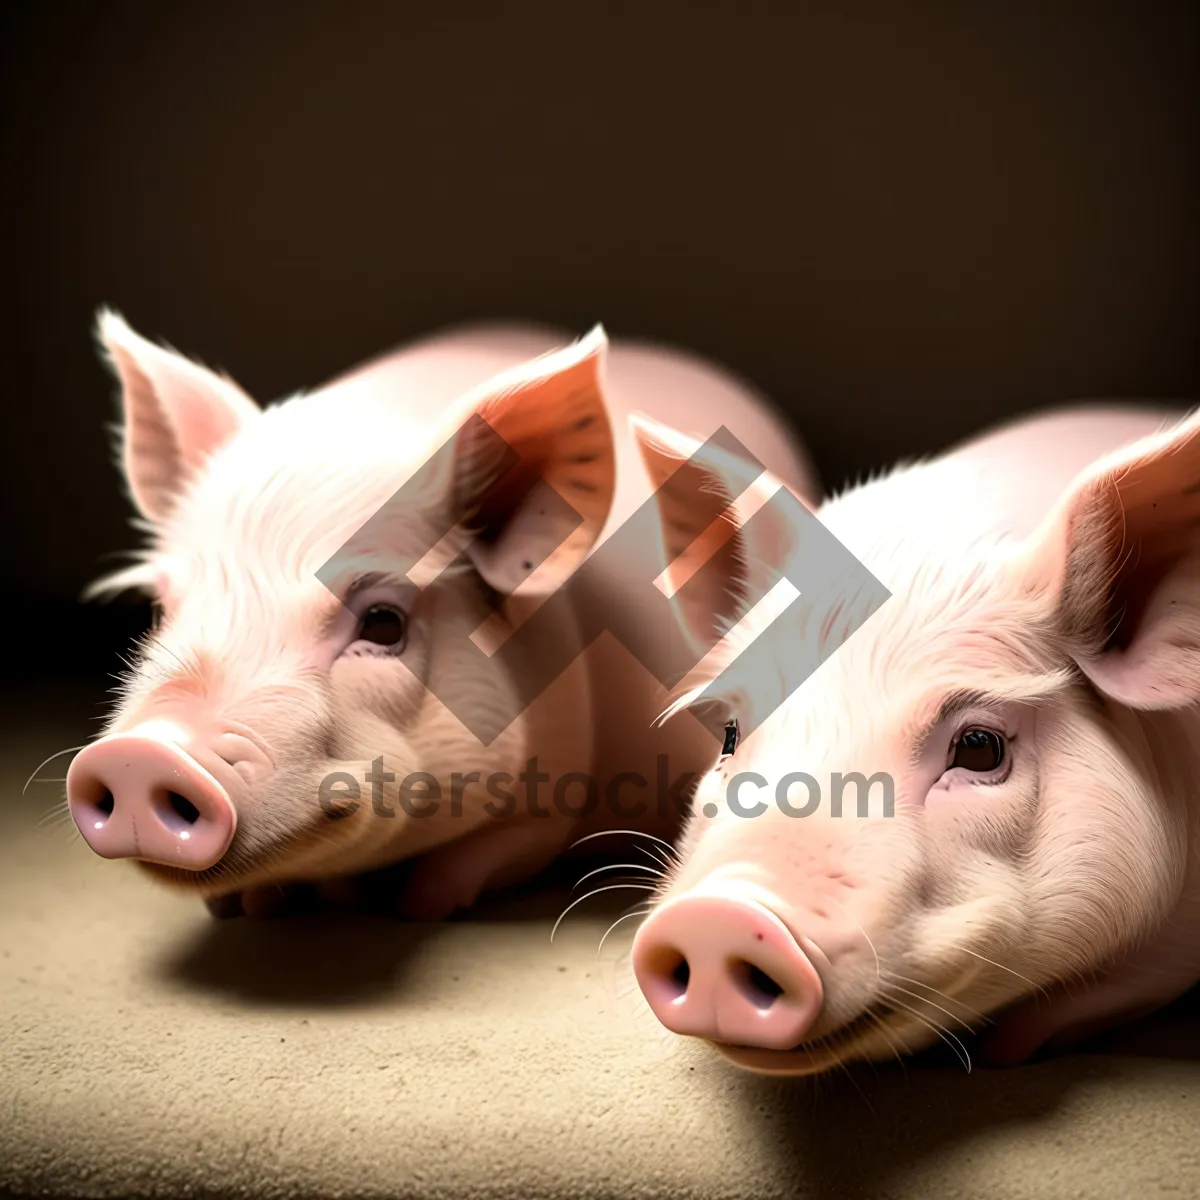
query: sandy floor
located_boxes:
[2,685,1198,1199]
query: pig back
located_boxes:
[311,324,818,832]
[936,404,1184,541]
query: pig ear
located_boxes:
[1019,408,1200,708]
[629,411,810,655]
[450,326,616,594]
[96,310,260,523]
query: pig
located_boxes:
[64,314,818,919]
[627,403,1200,1071]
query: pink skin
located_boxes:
[67,314,818,921]
[632,884,825,1050]
[65,735,236,870]
[628,403,1200,1073]
[66,711,275,871]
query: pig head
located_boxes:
[67,314,620,915]
[627,406,1200,1073]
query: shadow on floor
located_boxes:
[150,866,593,1008]
[719,984,1200,1199]
[153,906,444,1008]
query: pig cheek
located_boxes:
[923,745,1039,868]
[671,774,741,880]
[330,652,429,735]
[1028,724,1184,975]
[266,761,371,866]
[908,789,1035,995]
[906,889,1030,1011]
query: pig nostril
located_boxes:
[74,779,116,828]
[152,789,203,835]
[643,947,691,1002]
[731,960,786,1009]
[167,792,201,825]
[747,964,784,1001]
[671,958,691,995]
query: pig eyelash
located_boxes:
[342,571,411,603]
[946,719,1010,748]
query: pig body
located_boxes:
[629,403,1200,1071]
[66,316,817,919]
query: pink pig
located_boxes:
[65,315,817,919]
[629,404,1200,1071]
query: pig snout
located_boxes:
[66,733,239,870]
[631,889,824,1050]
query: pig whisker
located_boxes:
[956,946,1043,995]
[596,904,653,959]
[865,1011,909,1076]
[35,799,84,845]
[567,829,679,860]
[37,800,78,830]
[22,744,88,795]
[884,995,973,1073]
[823,895,881,987]
[572,862,664,890]
[880,982,980,1034]
[833,1057,880,1122]
[550,883,658,944]
[883,972,993,1026]
[635,843,676,874]
[51,823,84,848]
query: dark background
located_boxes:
[2,0,1197,684]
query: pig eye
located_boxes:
[949,728,1005,773]
[357,604,407,650]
